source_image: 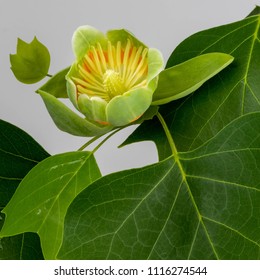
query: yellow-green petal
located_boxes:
[72,25,107,60]
[78,95,108,125]
[107,87,153,126]
[147,48,164,83]
[107,29,147,49]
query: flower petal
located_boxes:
[78,95,108,125]
[66,64,79,109]
[147,48,164,83]
[106,87,153,126]
[107,29,147,48]
[72,25,107,60]
[38,90,112,136]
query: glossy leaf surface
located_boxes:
[0,120,49,259]
[0,151,101,259]
[10,37,50,84]
[59,113,260,259]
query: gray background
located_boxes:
[0,0,258,174]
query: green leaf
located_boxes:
[124,14,260,160]
[0,151,101,259]
[152,53,234,105]
[10,37,51,84]
[0,232,43,260]
[37,67,70,98]
[58,112,260,260]
[0,119,49,259]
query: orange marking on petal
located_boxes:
[96,120,110,125]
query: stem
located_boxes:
[156,112,178,158]
[92,128,122,154]
[78,128,123,153]
[78,134,104,151]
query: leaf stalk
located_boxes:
[156,111,178,158]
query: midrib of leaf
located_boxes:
[1,152,98,260]
[156,112,220,259]
[0,145,38,164]
[36,153,95,258]
[0,176,21,181]
[0,128,42,163]
[171,146,221,260]
[36,156,90,233]
[3,171,75,231]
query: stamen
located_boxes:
[126,48,148,88]
[116,41,122,72]
[91,46,103,75]
[107,41,115,69]
[84,54,100,75]
[73,77,106,93]
[77,85,108,98]
[125,46,137,82]
[97,43,107,71]
[122,40,131,80]
[78,65,103,87]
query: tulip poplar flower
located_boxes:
[66,25,164,130]
[37,26,233,138]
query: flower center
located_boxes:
[103,69,126,99]
[73,40,148,102]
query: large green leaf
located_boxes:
[0,120,49,259]
[124,14,260,160]
[58,112,260,260]
[0,151,101,259]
